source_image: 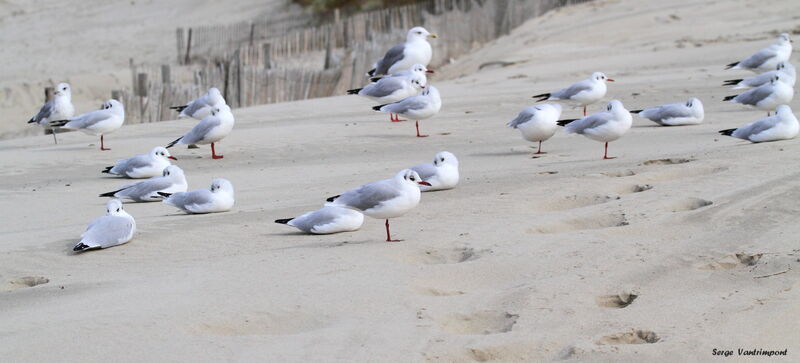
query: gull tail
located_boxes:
[27,117,36,124]
[367,68,377,77]
[372,104,389,112]
[725,61,739,70]
[723,95,737,102]
[274,218,294,224]
[629,109,643,114]
[718,128,737,136]
[166,136,182,149]
[99,188,124,198]
[532,93,551,102]
[157,192,173,198]
[73,242,98,252]
[723,79,742,86]
[369,76,384,82]
[326,195,340,202]
[169,105,188,112]
[557,119,578,126]
[347,88,363,95]
[102,166,113,174]
[47,119,70,128]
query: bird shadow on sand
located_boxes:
[469,150,534,157]
[269,237,375,250]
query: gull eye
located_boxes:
[116,208,120,212]
[440,158,445,162]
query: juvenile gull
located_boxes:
[507,103,563,154]
[723,61,796,89]
[326,169,430,242]
[100,165,188,202]
[170,87,227,119]
[49,99,125,151]
[557,100,632,159]
[166,104,235,159]
[27,82,74,144]
[726,33,793,73]
[410,151,459,192]
[102,146,176,179]
[367,27,437,78]
[630,98,705,126]
[374,85,442,137]
[160,178,234,214]
[73,200,136,253]
[719,105,798,143]
[723,75,794,115]
[275,206,364,234]
[533,72,614,116]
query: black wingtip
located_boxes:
[372,104,387,111]
[532,93,550,102]
[629,109,643,114]
[157,192,172,198]
[48,120,69,128]
[347,88,363,95]
[326,195,340,203]
[169,105,188,112]
[718,128,737,136]
[725,61,739,69]
[369,76,383,82]
[557,119,577,126]
[723,95,737,102]
[274,218,293,224]
[166,137,182,149]
[723,79,742,86]
[102,166,113,173]
[73,243,92,252]
[27,118,36,124]
[367,68,376,77]
[99,189,122,198]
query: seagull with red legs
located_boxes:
[507,103,562,155]
[48,99,125,151]
[348,67,427,122]
[166,104,234,159]
[557,100,632,160]
[533,72,614,116]
[373,85,441,137]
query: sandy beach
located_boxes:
[1,0,799,361]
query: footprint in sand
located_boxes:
[596,329,659,345]
[600,170,636,178]
[641,158,693,166]
[665,197,713,212]
[3,276,49,291]
[410,247,490,265]
[536,193,621,212]
[699,253,762,270]
[528,212,629,234]
[625,184,653,193]
[415,287,466,296]
[596,291,638,308]
[438,310,519,335]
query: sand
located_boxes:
[2,0,800,361]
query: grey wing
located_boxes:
[118,177,173,199]
[112,155,151,174]
[64,110,109,129]
[167,189,213,209]
[735,86,772,105]
[181,117,221,144]
[290,207,342,232]
[553,81,592,99]
[734,117,780,139]
[507,107,536,128]
[411,163,437,180]
[336,180,401,211]
[81,216,132,247]
[382,96,429,114]
[181,99,205,117]
[566,112,613,134]
[642,103,692,120]
[32,101,55,122]
[739,48,776,69]
[375,44,406,75]
[363,78,405,98]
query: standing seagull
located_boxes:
[27,82,74,144]
[48,99,125,151]
[166,104,235,159]
[719,105,799,143]
[723,75,794,115]
[726,33,793,73]
[507,103,563,154]
[410,151,460,192]
[373,85,442,137]
[160,178,235,214]
[557,100,632,159]
[275,206,364,234]
[73,200,136,253]
[348,73,427,122]
[102,146,176,179]
[326,169,430,242]
[630,98,705,126]
[99,165,188,202]
[723,61,796,89]
[370,63,433,82]
[367,27,437,78]
[533,72,614,116]
[170,87,227,119]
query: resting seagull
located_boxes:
[275,206,364,234]
[723,75,794,116]
[557,100,632,159]
[73,200,136,253]
[533,72,614,116]
[719,105,798,143]
[49,99,125,151]
[27,82,74,144]
[170,87,227,119]
[726,33,793,73]
[410,151,460,192]
[100,165,188,202]
[160,178,234,214]
[367,27,437,78]
[507,103,563,154]
[630,98,704,126]
[349,70,427,122]
[102,146,176,179]
[723,61,796,89]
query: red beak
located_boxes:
[426,70,434,74]
[607,78,615,82]
[418,181,431,186]
[168,156,177,160]
[420,85,426,89]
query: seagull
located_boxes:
[99,165,188,202]
[48,99,125,151]
[369,63,433,82]
[719,105,799,143]
[507,103,563,154]
[373,85,442,137]
[723,61,796,89]
[533,72,614,116]
[410,151,460,191]
[726,33,793,73]
[275,206,364,234]
[326,169,430,242]
[73,200,136,253]
[166,104,235,159]
[557,100,632,159]
[367,27,437,78]
[170,87,227,119]
[102,146,177,178]
[159,178,234,214]
[723,75,794,115]
[348,73,427,122]
[27,82,74,144]
[630,98,705,126]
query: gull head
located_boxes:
[208,87,226,105]
[151,146,176,160]
[54,82,71,97]
[592,72,614,83]
[210,178,234,196]
[432,151,458,167]
[411,64,432,74]
[104,99,125,114]
[775,104,792,117]
[105,199,125,216]
[397,169,430,186]
[162,165,185,179]
[410,74,427,90]
[778,33,792,44]
[408,26,437,41]
[686,97,704,117]
[771,74,782,84]
[606,99,626,113]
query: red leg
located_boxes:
[391,113,406,122]
[385,219,401,242]
[583,106,587,116]
[100,135,111,151]
[602,142,616,159]
[211,142,224,159]
[533,140,546,154]
[415,120,429,138]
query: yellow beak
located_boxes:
[428,34,438,39]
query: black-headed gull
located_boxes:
[170,87,227,119]
[275,206,364,234]
[73,200,136,253]
[557,100,632,159]
[507,103,563,154]
[373,85,442,137]
[723,61,796,89]
[367,27,437,78]
[100,165,188,202]
[533,72,614,116]
[718,105,798,143]
[723,75,794,115]
[326,169,429,242]
[726,33,793,73]
[166,104,234,159]
[410,151,459,191]
[103,146,177,178]
[349,68,427,122]
[630,98,704,126]
[27,82,74,144]
[369,63,433,82]
[49,99,125,151]
[159,178,234,214]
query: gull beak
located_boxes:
[607,78,615,82]
[428,34,438,39]
[426,70,435,74]
[168,156,177,160]
[418,181,431,186]
[420,85,426,89]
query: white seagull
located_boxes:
[367,27,437,78]
[27,82,74,144]
[275,206,364,234]
[349,71,427,122]
[170,87,227,119]
[410,151,460,191]
[726,33,793,73]
[723,75,794,115]
[100,165,188,202]
[73,200,136,253]
[49,99,125,151]
[166,104,235,159]
[374,85,442,137]
[719,105,799,143]
[102,146,177,178]
[723,61,796,89]
[630,98,705,126]
[507,103,563,154]
[160,178,235,214]
[369,63,433,82]
[557,100,632,159]
[533,72,614,116]
[326,169,430,242]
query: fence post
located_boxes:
[324,30,334,69]
[137,73,148,123]
[44,87,54,102]
[184,28,193,64]
[262,43,272,69]
[161,64,171,84]
[249,22,256,46]
[176,28,185,64]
